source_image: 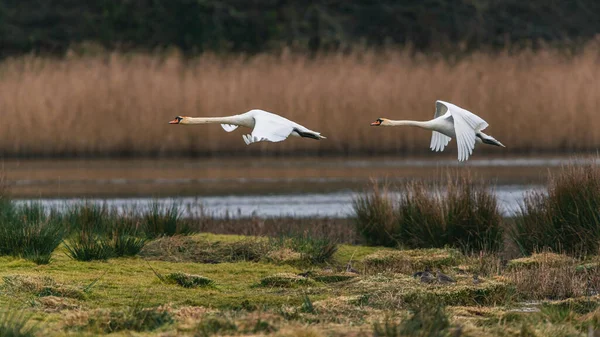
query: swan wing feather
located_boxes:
[243,115,294,144]
[448,103,490,161]
[430,131,451,152]
[430,101,452,152]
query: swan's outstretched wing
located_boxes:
[221,124,238,132]
[242,115,294,145]
[430,101,452,152]
[447,103,489,161]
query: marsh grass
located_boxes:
[165,272,214,288]
[1,46,600,157]
[144,202,188,238]
[373,300,450,337]
[64,204,149,260]
[0,202,67,264]
[353,181,398,247]
[354,172,503,253]
[195,316,238,337]
[2,275,85,299]
[512,163,600,257]
[88,303,173,333]
[0,309,39,337]
[442,173,503,254]
[505,254,600,300]
[270,232,338,264]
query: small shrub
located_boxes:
[512,163,600,257]
[0,309,39,337]
[353,181,398,247]
[166,272,214,288]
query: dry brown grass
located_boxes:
[1,44,600,157]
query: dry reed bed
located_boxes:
[1,45,599,157]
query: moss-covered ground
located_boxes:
[1,234,599,336]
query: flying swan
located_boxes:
[370,100,504,161]
[169,109,326,144]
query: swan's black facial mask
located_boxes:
[370,118,383,126]
[169,116,183,124]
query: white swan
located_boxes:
[370,100,504,161]
[169,109,326,144]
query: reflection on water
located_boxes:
[1,155,589,198]
[16,184,541,218]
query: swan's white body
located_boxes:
[169,109,325,144]
[372,100,504,161]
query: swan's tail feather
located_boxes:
[477,132,505,148]
[294,128,326,140]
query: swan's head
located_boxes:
[169,116,187,124]
[370,118,391,126]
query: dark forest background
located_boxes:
[1,0,599,58]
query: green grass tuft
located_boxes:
[88,303,173,333]
[144,202,188,238]
[166,272,214,288]
[259,273,315,288]
[0,202,67,264]
[0,309,39,337]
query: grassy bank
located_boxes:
[2,163,600,334]
[1,45,600,157]
[1,234,600,336]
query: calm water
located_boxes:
[6,155,588,218]
[17,184,540,218]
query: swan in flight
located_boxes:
[169,109,326,144]
[370,100,504,161]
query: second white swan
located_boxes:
[370,100,504,161]
[169,109,326,144]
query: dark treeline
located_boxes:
[0,0,599,58]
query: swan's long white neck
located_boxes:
[184,115,246,125]
[385,120,434,129]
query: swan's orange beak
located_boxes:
[169,118,180,124]
[370,120,381,126]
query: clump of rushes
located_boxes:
[353,181,398,247]
[354,172,503,254]
[166,272,214,288]
[0,308,40,337]
[0,202,67,264]
[270,231,338,264]
[512,163,600,257]
[64,204,147,261]
[143,202,188,238]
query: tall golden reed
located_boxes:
[0,45,599,157]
